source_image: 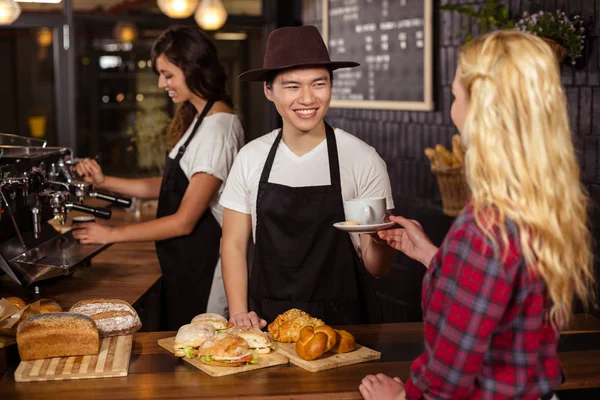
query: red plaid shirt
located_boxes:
[405,204,563,400]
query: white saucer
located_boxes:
[333,221,395,234]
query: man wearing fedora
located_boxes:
[220,25,395,328]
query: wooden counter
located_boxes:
[1,316,599,399]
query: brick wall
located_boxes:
[302,0,600,321]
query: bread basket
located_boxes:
[431,164,471,217]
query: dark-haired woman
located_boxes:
[73,26,244,330]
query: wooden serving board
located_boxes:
[14,335,133,382]
[0,335,16,348]
[274,342,381,372]
[157,336,289,377]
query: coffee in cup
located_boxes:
[343,197,386,225]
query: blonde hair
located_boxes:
[458,30,595,327]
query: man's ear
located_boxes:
[264,82,273,102]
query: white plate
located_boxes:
[333,221,395,234]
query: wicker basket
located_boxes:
[432,165,471,217]
[542,37,568,63]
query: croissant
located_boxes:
[295,325,337,361]
[268,308,324,343]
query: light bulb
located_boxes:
[0,0,21,25]
[195,0,227,31]
[157,0,199,19]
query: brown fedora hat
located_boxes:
[238,25,359,81]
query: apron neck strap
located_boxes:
[260,121,340,185]
[175,100,215,162]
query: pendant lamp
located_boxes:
[194,0,227,31]
[0,0,21,25]
[157,0,199,19]
[114,21,138,43]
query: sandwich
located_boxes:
[191,313,229,332]
[173,322,216,358]
[224,326,273,354]
[197,334,257,367]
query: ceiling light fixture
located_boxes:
[0,0,21,25]
[157,0,199,19]
[114,21,138,43]
[195,0,227,31]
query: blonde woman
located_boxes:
[359,30,595,400]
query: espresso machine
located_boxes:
[0,133,131,287]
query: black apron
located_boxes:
[248,122,383,325]
[156,101,221,331]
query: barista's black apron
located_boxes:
[156,101,221,330]
[248,122,383,325]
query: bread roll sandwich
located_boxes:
[197,334,256,367]
[224,326,273,354]
[268,308,324,343]
[69,298,142,337]
[173,322,216,358]
[191,313,228,331]
[16,312,100,361]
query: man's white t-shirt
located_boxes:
[169,112,244,227]
[220,128,394,242]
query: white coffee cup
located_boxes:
[343,197,386,225]
[72,216,95,223]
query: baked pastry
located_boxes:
[344,221,360,226]
[6,297,26,310]
[69,299,141,337]
[191,313,228,331]
[39,298,62,313]
[224,326,273,354]
[268,308,324,343]
[197,334,255,367]
[295,325,337,361]
[16,312,100,361]
[329,329,356,354]
[173,323,216,358]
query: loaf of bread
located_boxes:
[268,308,325,343]
[329,329,356,354]
[6,297,26,310]
[69,299,141,337]
[295,325,337,361]
[39,298,62,313]
[16,312,100,361]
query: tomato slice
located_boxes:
[234,354,254,363]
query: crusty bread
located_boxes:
[329,329,356,354]
[6,297,26,310]
[69,299,141,337]
[191,313,228,330]
[268,309,324,343]
[224,326,272,353]
[16,312,99,361]
[39,298,62,313]
[200,359,243,367]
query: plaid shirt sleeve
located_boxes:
[405,213,516,399]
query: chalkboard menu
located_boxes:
[323,0,433,111]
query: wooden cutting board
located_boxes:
[14,335,133,382]
[274,342,381,372]
[157,336,289,377]
[0,335,16,348]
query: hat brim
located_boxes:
[238,61,360,81]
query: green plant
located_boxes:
[514,10,585,64]
[441,0,515,43]
[127,109,171,174]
